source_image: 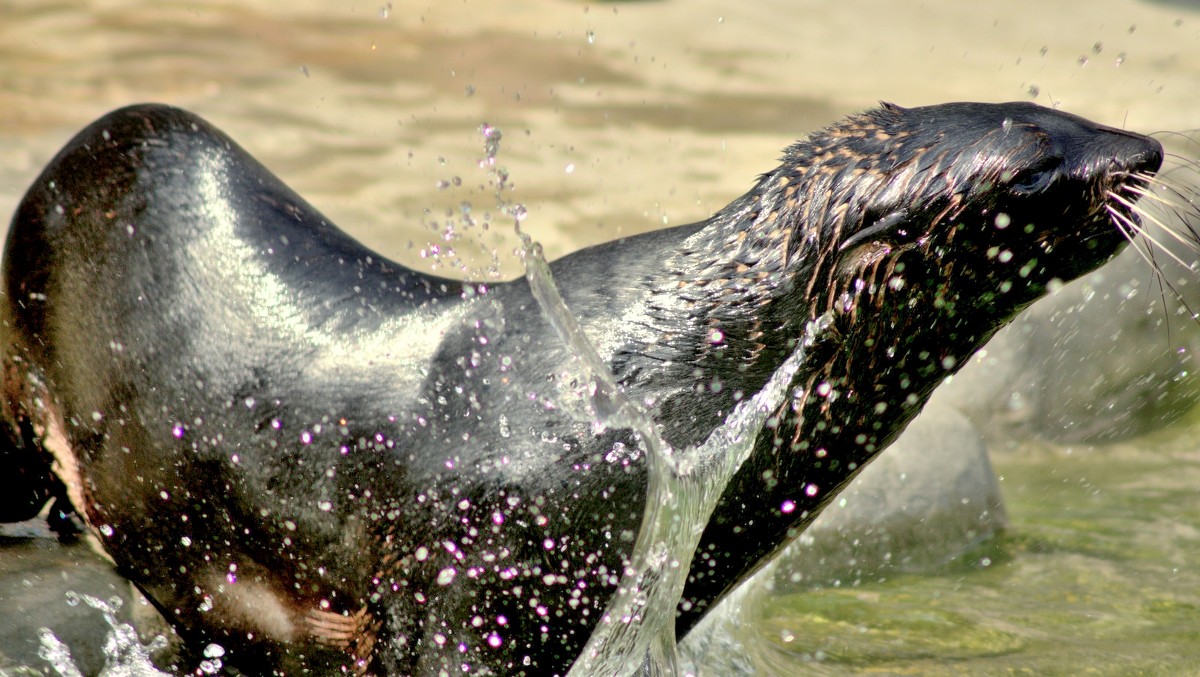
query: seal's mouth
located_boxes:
[1030,130,1164,263]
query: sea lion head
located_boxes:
[637,101,1164,447]
[776,101,1163,366]
[659,101,1167,634]
[765,101,1165,451]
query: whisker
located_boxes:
[1105,203,1188,273]
[1162,152,1200,174]
[1107,204,1155,259]
[1151,130,1200,154]
[1108,191,1200,261]
[1104,206,1170,276]
[1143,165,1200,203]
[1126,183,1194,216]
[1125,185,1200,244]
[1106,205,1200,327]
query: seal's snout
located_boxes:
[1118,133,1166,176]
[1137,136,1164,174]
[1108,130,1162,176]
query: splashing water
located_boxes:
[478,123,833,676]
[37,593,172,677]
[558,301,832,677]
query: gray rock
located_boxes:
[0,529,134,676]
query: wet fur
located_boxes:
[0,102,1164,674]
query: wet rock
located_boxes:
[0,525,136,676]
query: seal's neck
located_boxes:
[597,168,830,448]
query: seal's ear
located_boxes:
[839,208,912,252]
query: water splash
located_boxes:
[477,121,833,675]
[562,309,830,677]
[37,593,171,677]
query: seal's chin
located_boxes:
[1031,215,1130,283]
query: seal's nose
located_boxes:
[1132,135,1164,174]
[1113,131,1163,176]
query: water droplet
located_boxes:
[317,500,333,512]
[437,567,457,585]
[586,30,595,44]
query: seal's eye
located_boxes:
[1007,157,1062,194]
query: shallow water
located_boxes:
[752,436,1200,675]
[3,0,1200,675]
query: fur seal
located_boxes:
[0,102,1162,674]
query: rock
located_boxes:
[0,528,133,676]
